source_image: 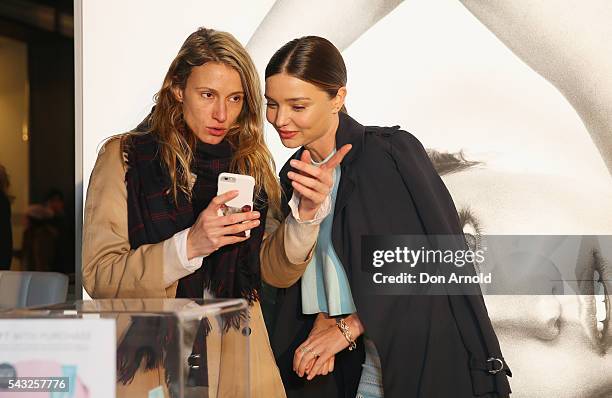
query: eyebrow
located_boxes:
[264,95,311,102]
[195,87,244,96]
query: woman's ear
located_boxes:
[332,87,347,113]
[172,84,184,103]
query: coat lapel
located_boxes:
[331,113,365,274]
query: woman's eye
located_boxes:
[201,92,213,99]
[265,103,277,108]
[458,207,483,253]
[292,106,305,111]
[229,95,243,103]
[463,232,478,253]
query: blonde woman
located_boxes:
[82,28,339,397]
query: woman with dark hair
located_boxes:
[263,36,511,397]
[82,28,339,397]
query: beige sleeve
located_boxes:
[81,137,179,299]
[259,210,320,288]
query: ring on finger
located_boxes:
[300,346,312,353]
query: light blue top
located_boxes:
[301,151,356,316]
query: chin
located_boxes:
[198,134,226,145]
[279,138,303,149]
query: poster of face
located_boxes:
[79,0,612,397]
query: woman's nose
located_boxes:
[486,295,562,341]
[274,107,289,127]
[212,99,227,122]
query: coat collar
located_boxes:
[331,112,363,227]
[335,111,365,166]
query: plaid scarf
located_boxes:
[117,130,267,392]
[124,131,267,301]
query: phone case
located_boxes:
[217,172,255,237]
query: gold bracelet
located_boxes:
[335,317,357,351]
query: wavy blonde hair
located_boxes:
[139,27,281,215]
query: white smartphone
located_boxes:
[217,172,255,237]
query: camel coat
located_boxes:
[82,138,314,398]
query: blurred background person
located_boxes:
[43,188,72,274]
[21,203,57,272]
[0,163,13,269]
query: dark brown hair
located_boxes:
[265,36,347,113]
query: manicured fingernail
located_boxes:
[287,171,294,178]
[253,211,260,217]
[290,160,298,166]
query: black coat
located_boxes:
[271,113,511,398]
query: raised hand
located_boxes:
[287,144,352,221]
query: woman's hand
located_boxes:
[287,144,352,221]
[304,313,338,378]
[306,312,337,378]
[186,190,261,259]
[310,312,336,335]
[294,312,364,380]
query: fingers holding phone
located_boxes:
[186,174,258,259]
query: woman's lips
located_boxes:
[580,292,611,355]
[278,129,298,139]
[206,127,226,136]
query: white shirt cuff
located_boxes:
[287,191,332,225]
[162,228,205,287]
[175,228,206,270]
[283,187,332,264]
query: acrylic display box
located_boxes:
[0,298,250,398]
